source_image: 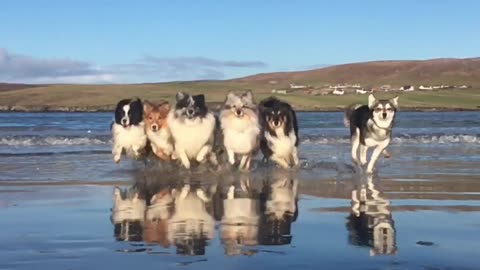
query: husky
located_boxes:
[167,92,217,169]
[220,90,260,170]
[259,97,299,168]
[344,94,399,174]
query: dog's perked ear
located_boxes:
[242,90,254,104]
[225,91,237,104]
[143,100,153,114]
[390,96,399,108]
[176,92,186,101]
[193,94,206,106]
[368,94,377,108]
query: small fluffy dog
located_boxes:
[220,90,260,170]
[345,94,399,174]
[143,101,174,161]
[111,98,147,163]
[167,92,217,169]
[259,97,299,168]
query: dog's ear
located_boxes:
[368,94,377,108]
[243,90,254,104]
[159,102,170,114]
[176,92,186,101]
[143,101,153,113]
[226,91,236,102]
[390,96,399,108]
[195,94,206,105]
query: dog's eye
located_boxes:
[386,108,393,111]
[374,108,382,112]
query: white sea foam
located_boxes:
[302,135,479,145]
[0,136,111,146]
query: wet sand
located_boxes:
[1,172,479,270]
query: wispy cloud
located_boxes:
[0,48,113,83]
[0,48,268,83]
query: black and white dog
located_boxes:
[167,92,217,169]
[259,97,299,168]
[344,94,399,174]
[112,98,147,163]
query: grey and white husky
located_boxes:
[220,90,260,170]
[344,94,399,174]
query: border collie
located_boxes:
[220,90,260,170]
[259,97,299,168]
[112,98,147,163]
[344,94,399,174]
[167,92,217,169]
[143,101,174,161]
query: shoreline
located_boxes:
[0,105,478,113]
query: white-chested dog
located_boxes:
[344,94,399,174]
[220,90,260,170]
[167,92,217,169]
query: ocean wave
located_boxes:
[302,134,479,145]
[0,136,111,146]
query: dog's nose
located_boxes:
[121,119,127,125]
[187,109,194,115]
[151,124,158,131]
[273,120,280,126]
[382,112,387,118]
[236,109,243,116]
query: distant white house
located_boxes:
[419,85,433,90]
[400,85,415,92]
[290,83,307,89]
[458,85,470,89]
[355,88,369,94]
[352,83,361,88]
[272,89,287,94]
[332,89,345,95]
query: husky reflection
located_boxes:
[259,170,299,245]
[168,183,215,255]
[143,188,174,247]
[111,187,146,242]
[219,174,260,256]
[346,175,397,256]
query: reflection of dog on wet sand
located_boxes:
[219,174,260,256]
[143,188,174,247]
[346,175,397,256]
[168,183,215,255]
[111,187,146,242]
[259,170,299,245]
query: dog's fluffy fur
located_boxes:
[112,98,147,163]
[143,101,174,161]
[220,90,260,170]
[111,187,146,241]
[167,92,217,169]
[344,94,399,173]
[259,97,299,168]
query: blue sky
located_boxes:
[0,0,479,83]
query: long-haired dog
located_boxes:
[167,92,217,169]
[259,97,299,168]
[143,188,174,247]
[143,101,174,161]
[111,98,147,163]
[220,90,260,170]
[344,94,399,174]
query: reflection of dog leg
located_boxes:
[179,184,190,199]
[382,149,391,158]
[271,155,290,168]
[196,189,210,202]
[152,146,171,161]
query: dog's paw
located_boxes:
[113,155,121,164]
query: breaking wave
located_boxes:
[0,134,478,147]
[0,135,111,146]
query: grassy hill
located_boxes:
[0,58,479,111]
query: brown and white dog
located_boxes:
[143,101,175,161]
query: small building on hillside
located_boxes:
[271,89,287,94]
[289,83,307,89]
[419,85,433,90]
[400,85,415,92]
[355,88,369,94]
[332,89,345,95]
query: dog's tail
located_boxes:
[343,104,362,128]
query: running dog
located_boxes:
[143,101,174,161]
